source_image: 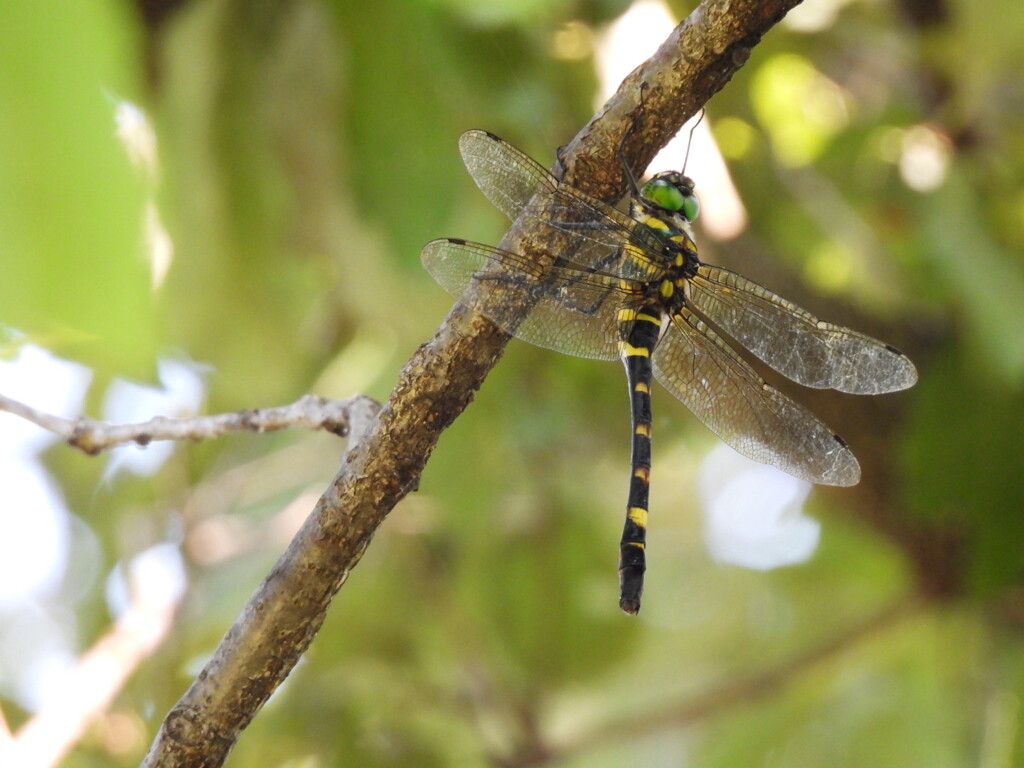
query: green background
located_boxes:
[1,0,1023,765]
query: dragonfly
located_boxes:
[421,129,918,614]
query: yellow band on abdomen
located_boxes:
[619,343,651,357]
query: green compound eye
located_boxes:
[644,179,687,212]
[681,194,699,221]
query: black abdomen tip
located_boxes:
[619,597,641,615]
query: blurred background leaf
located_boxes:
[0,1,152,379]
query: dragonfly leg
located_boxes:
[616,131,643,200]
[554,142,569,181]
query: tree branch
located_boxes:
[0,393,379,455]
[140,2,804,765]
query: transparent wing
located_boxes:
[458,130,665,283]
[690,266,918,394]
[651,307,861,486]
[421,238,638,360]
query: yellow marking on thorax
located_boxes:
[624,243,646,260]
[659,280,674,298]
[641,215,671,233]
[628,507,648,528]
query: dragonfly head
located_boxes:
[639,172,700,222]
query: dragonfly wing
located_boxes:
[458,130,664,283]
[651,307,861,486]
[459,129,552,223]
[690,266,918,394]
[421,238,629,360]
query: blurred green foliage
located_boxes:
[0,0,152,379]
[2,0,1024,766]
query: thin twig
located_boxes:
[139,2,804,766]
[0,394,73,437]
[0,393,380,455]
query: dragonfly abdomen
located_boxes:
[617,304,662,614]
